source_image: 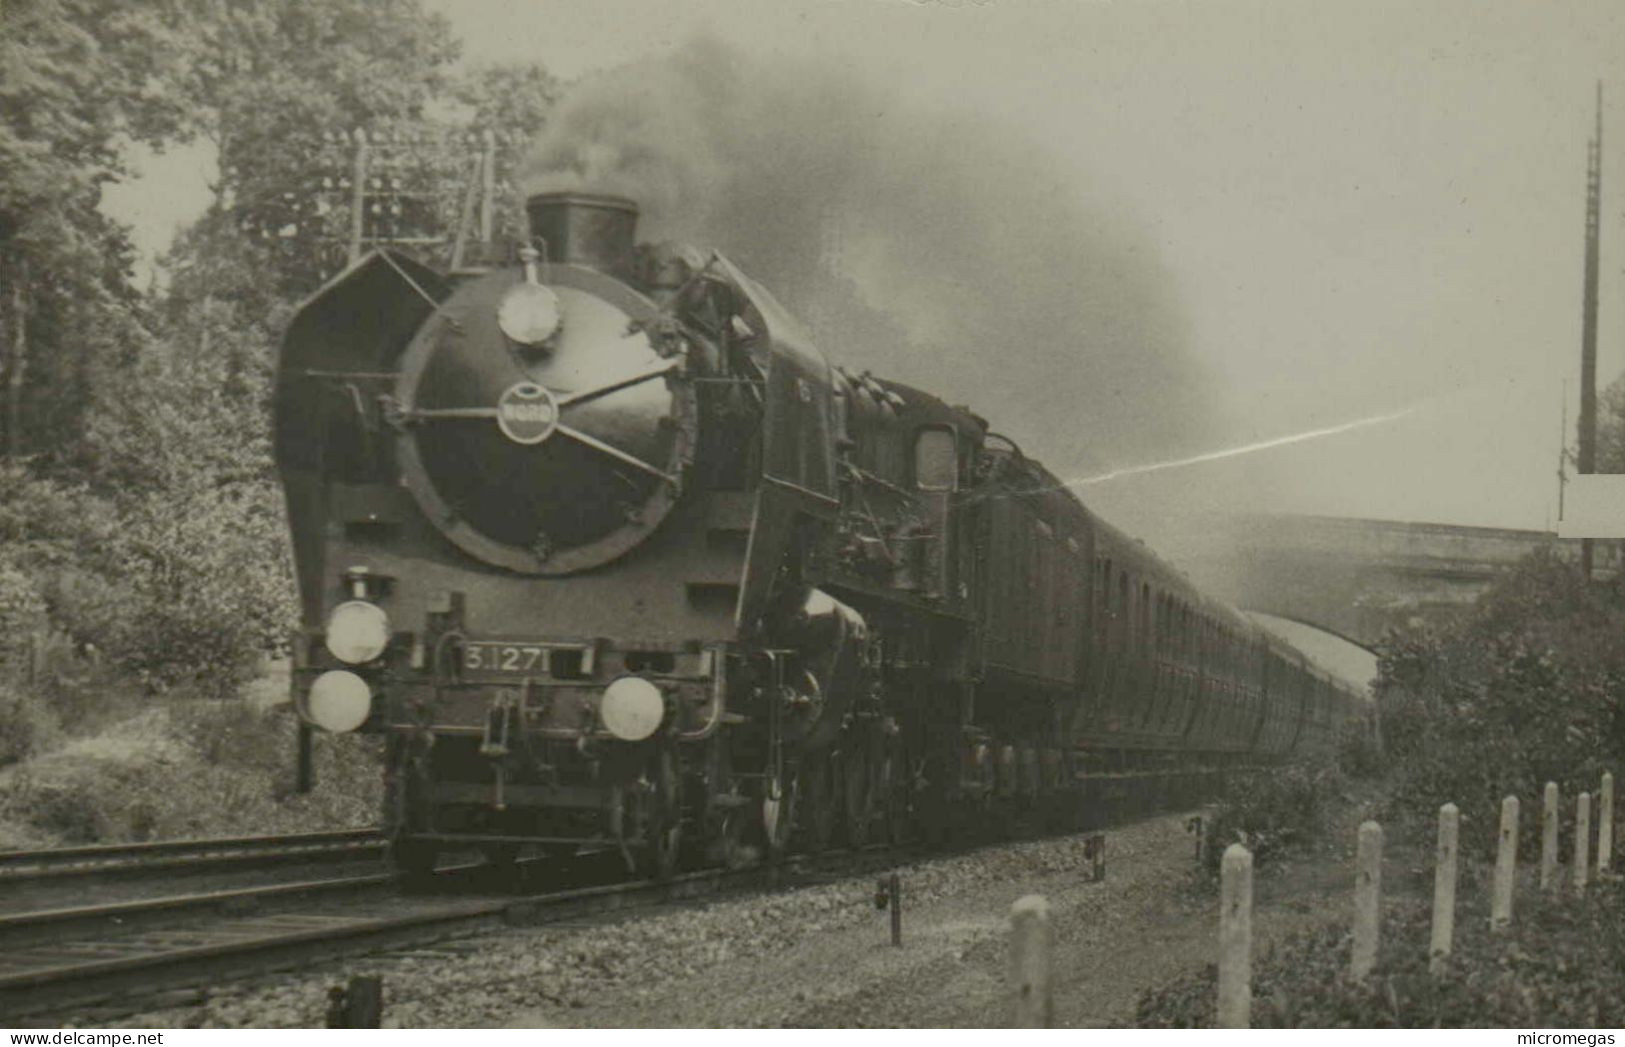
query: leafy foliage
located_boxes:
[1137,884,1625,1027]
[1139,550,1625,1027]
[2,0,555,695]
[1200,765,1349,878]
[0,700,381,846]
[1373,548,1625,859]
[0,0,560,834]
[0,0,205,460]
[0,679,57,767]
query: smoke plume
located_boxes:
[521,37,1219,472]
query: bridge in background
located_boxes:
[1166,515,1618,650]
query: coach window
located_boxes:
[914,427,958,491]
[1140,583,1152,655]
[1117,571,1130,652]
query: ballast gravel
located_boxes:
[80,812,1224,1028]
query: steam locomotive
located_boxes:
[275,191,1365,876]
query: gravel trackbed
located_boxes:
[85,811,1320,1028]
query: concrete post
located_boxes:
[327,975,382,1028]
[1575,792,1591,893]
[1431,803,1458,971]
[1008,895,1053,1028]
[295,721,314,794]
[1352,821,1383,979]
[1492,795,1519,930]
[889,871,902,947]
[1541,781,1560,891]
[1217,843,1252,1029]
[1600,772,1614,874]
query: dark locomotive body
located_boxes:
[275,192,1364,874]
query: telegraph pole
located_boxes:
[1559,381,1568,526]
[1579,82,1602,580]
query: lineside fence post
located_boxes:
[889,871,902,947]
[1431,803,1458,972]
[1217,843,1252,1029]
[1600,772,1614,875]
[1575,791,1591,893]
[1008,894,1053,1028]
[1492,795,1518,931]
[327,975,383,1028]
[1541,781,1560,891]
[1352,821,1382,979]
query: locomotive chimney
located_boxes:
[524,191,639,276]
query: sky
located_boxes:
[105,0,1625,543]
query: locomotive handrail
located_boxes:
[381,360,681,486]
[395,405,499,420]
[554,359,680,407]
[554,423,679,484]
[391,362,681,424]
[379,249,446,311]
[382,411,676,483]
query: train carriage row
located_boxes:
[966,439,1352,762]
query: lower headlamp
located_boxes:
[600,676,665,742]
[303,670,372,733]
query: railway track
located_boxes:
[0,868,399,946]
[0,845,904,1022]
[0,790,1188,1022]
[0,829,386,884]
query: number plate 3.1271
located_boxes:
[463,642,548,676]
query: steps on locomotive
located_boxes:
[682,491,753,600]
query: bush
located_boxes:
[86,482,297,698]
[0,457,297,700]
[0,560,47,660]
[0,700,381,845]
[1338,717,1384,779]
[1200,764,1348,877]
[0,679,59,767]
[1136,882,1625,1027]
[1373,549,1625,860]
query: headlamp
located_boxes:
[303,670,372,733]
[497,282,562,346]
[600,676,665,742]
[325,600,391,664]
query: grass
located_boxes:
[0,662,381,848]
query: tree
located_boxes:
[171,0,461,293]
[0,0,197,462]
[3,0,564,696]
[1596,371,1625,474]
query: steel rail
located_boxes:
[0,829,386,883]
[0,871,396,941]
[0,845,904,1022]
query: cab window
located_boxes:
[914,427,958,491]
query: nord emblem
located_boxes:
[495,382,559,445]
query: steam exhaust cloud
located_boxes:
[521,37,1219,471]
